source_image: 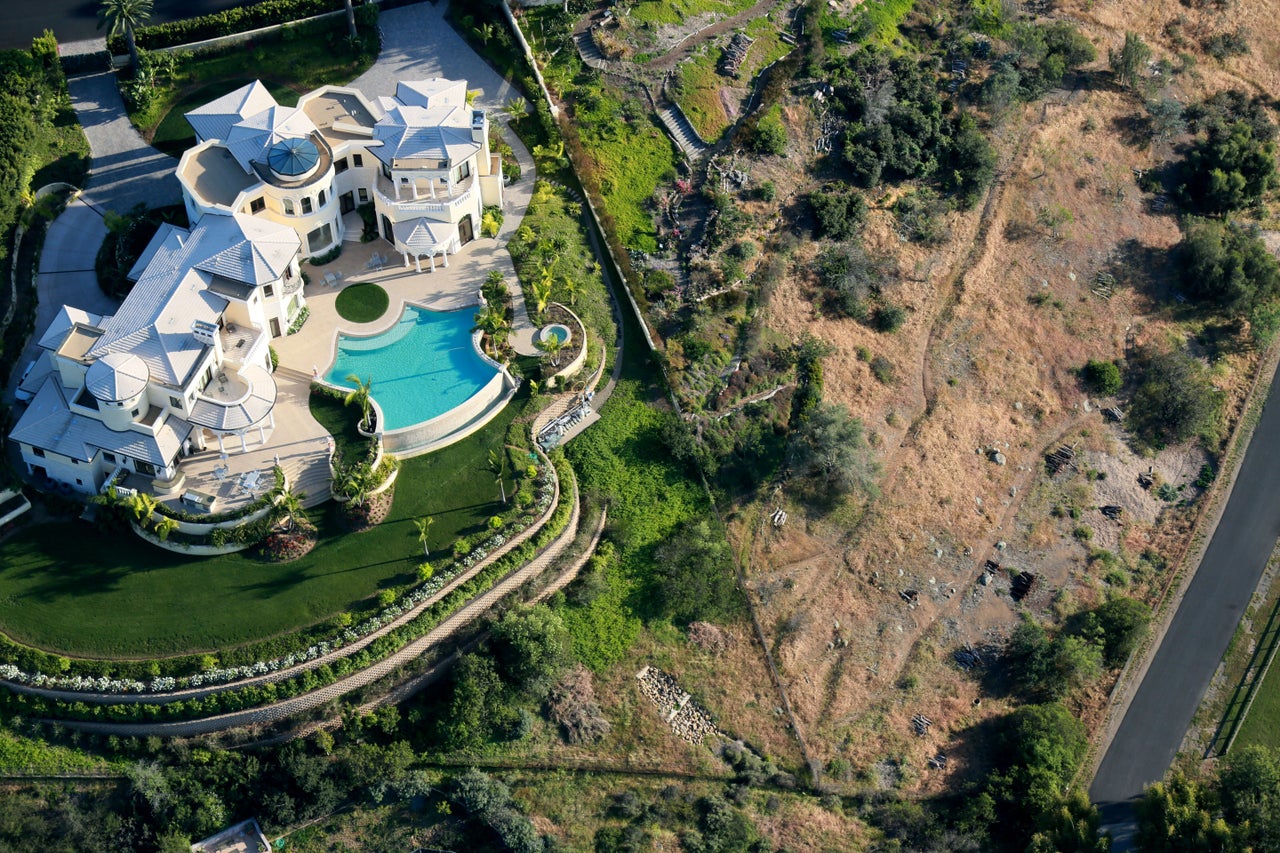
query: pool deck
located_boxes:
[271,121,540,376]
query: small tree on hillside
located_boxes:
[1109,32,1151,90]
[786,401,879,504]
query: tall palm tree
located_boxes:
[414,516,434,557]
[98,0,154,76]
[504,97,529,122]
[488,448,508,504]
[343,0,357,41]
[343,374,374,431]
[474,305,506,356]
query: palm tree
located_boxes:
[153,516,179,542]
[414,516,434,557]
[343,374,374,431]
[277,486,306,531]
[126,491,158,525]
[474,305,505,356]
[504,97,529,122]
[563,276,578,306]
[483,271,507,308]
[479,22,496,45]
[532,266,554,319]
[98,0,153,76]
[343,0,357,41]
[538,334,565,367]
[488,448,508,504]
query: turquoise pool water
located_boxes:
[326,306,498,431]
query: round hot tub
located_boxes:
[540,324,572,346]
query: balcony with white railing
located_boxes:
[374,172,475,216]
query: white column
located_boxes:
[240,432,248,452]
[394,179,401,200]
[411,181,418,200]
[429,255,436,273]
[258,423,266,444]
[429,182,436,199]
[403,251,410,268]
[442,250,449,268]
[415,255,422,273]
[217,432,225,453]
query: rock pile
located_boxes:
[636,665,718,744]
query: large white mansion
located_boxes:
[10,77,501,496]
[179,77,503,263]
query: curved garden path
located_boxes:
[47,477,581,738]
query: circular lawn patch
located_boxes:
[335,283,390,324]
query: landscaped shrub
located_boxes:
[108,0,348,53]
[1081,359,1123,396]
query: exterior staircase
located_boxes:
[573,31,609,71]
[657,103,710,160]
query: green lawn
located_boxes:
[0,396,530,659]
[151,78,299,158]
[334,282,390,324]
[1234,654,1280,750]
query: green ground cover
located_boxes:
[333,282,390,324]
[1233,651,1280,750]
[628,0,760,27]
[0,396,530,659]
[675,44,728,143]
[0,730,119,774]
[150,78,298,157]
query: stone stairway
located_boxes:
[657,103,710,159]
[573,31,609,71]
[286,450,332,509]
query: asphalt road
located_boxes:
[0,0,264,51]
[1090,368,1280,849]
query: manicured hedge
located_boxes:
[108,0,361,53]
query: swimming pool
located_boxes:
[326,305,499,432]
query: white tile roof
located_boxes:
[187,363,277,431]
[371,104,480,167]
[391,217,458,254]
[86,213,298,386]
[224,105,319,173]
[37,306,101,350]
[193,215,301,285]
[84,352,149,402]
[10,378,191,466]
[127,222,187,282]
[186,81,279,144]
[394,78,468,110]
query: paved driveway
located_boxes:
[1091,371,1280,849]
[349,1,518,108]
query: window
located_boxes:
[357,188,369,203]
[457,161,471,180]
[135,460,156,476]
[301,197,313,215]
[335,157,349,174]
[283,198,295,215]
[353,154,364,167]
[169,396,181,409]
[33,447,44,457]
[318,189,327,207]
[249,197,265,214]
[264,283,275,297]
[306,223,334,253]
[131,408,140,417]
[103,452,116,464]
[381,164,392,180]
